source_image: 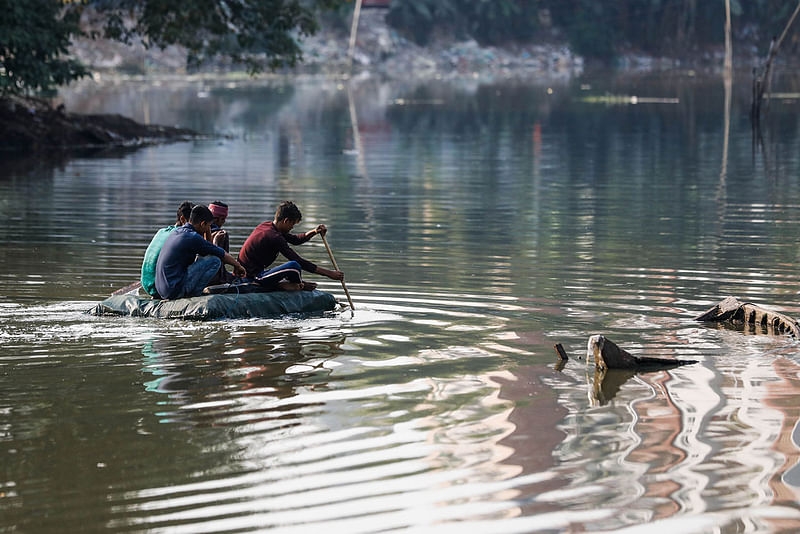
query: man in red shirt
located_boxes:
[238,201,344,291]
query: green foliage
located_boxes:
[386,0,800,62]
[554,2,617,60]
[386,0,540,46]
[385,0,459,45]
[0,0,90,95]
[0,0,345,96]
[460,0,541,45]
[96,0,346,73]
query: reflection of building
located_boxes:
[495,365,571,514]
[764,358,800,506]
[625,370,687,520]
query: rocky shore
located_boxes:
[299,11,583,80]
[0,94,199,152]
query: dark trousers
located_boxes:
[253,261,302,289]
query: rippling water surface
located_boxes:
[3,74,800,532]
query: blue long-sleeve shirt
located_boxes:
[155,223,225,299]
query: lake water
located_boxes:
[3,72,800,533]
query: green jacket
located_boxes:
[140,226,177,297]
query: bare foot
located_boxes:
[301,281,317,291]
[277,281,303,291]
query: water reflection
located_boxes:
[6,74,800,531]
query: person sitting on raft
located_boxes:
[141,200,194,298]
[207,200,235,285]
[208,201,230,251]
[238,200,344,291]
[155,205,246,300]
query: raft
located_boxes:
[89,290,338,320]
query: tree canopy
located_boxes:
[386,0,800,61]
[3,0,800,97]
[0,0,342,96]
[0,0,89,95]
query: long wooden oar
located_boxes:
[321,234,355,314]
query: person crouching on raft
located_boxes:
[238,201,344,291]
[141,200,194,298]
[156,205,246,300]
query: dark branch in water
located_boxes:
[587,335,697,371]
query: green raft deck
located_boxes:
[89,290,338,320]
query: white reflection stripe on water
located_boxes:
[256,429,430,467]
[360,355,423,367]
[480,342,537,356]
[270,510,616,534]
[127,450,438,512]
[353,288,520,301]
[115,443,435,516]
[353,295,526,312]
[361,302,510,319]
[596,505,800,533]
[178,378,432,413]
[124,426,381,498]
[123,472,556,531]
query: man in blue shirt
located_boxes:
[141,200,194,298]
[156,205,246,300]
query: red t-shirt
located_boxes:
[238,221,317,278]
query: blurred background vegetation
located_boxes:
[382,0,798,60]
[3,0,800,97]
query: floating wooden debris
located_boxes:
[587,335,698,370]
[695,296,800,338]
[553,343,569,371]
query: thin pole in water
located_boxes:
[321,233,355,315]
[347,0,363,71]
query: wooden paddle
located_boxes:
[321,233,355,314]
[111,281,142,296]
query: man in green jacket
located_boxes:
[140,201,194,298]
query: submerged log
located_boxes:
[695,296,800,338]
[587,335,698,370]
